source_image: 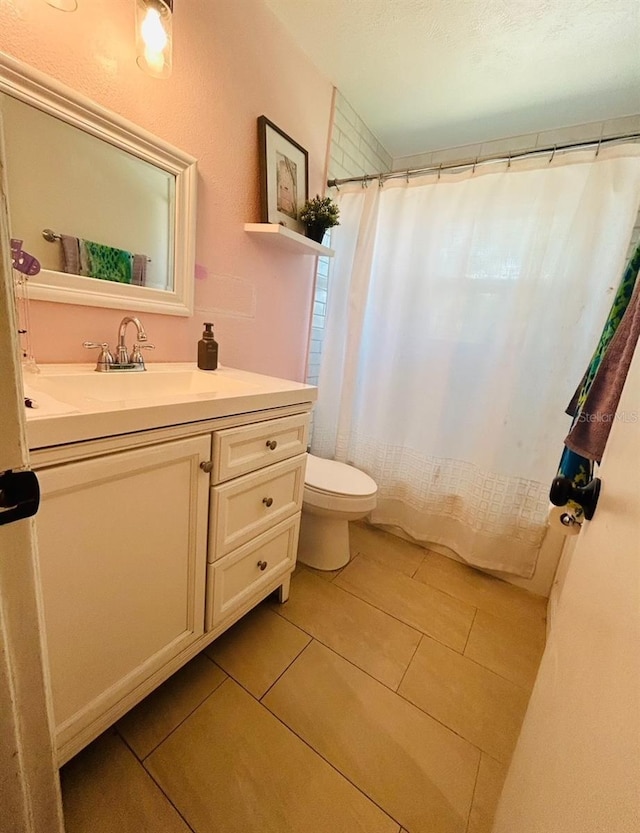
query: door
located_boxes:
[0,143,64,827]
[493,344,640,831]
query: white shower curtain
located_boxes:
[312,146,640,577]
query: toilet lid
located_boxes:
[305,454,377,497]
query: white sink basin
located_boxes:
[23,362,317,450]
[27,366,254,404]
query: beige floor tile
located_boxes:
[464,609,545,691]
[467,755,507,833]
[61,730,190,833]
[264,640,479,833]
[146,677,398,833]
[206,602,311,698]
[349,522,427,576]
[272,568,421,689]
[117,653,226,760]
[335,556,476,652]
[414,552,547,627]
[297,561,344,581]
[398,637,530,763]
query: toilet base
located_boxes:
[297,511,351,571]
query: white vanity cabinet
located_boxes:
[27,382,313,766]
[34,435,211,759]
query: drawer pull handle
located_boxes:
[262,497,274,507]
[257,560,268,571]
[266,440,278,450]
[200,460,214,473]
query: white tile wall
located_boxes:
[392,114,640,175]
[307,92,393,386]
[328,90,392,182]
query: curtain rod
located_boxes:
[327,132,640,188]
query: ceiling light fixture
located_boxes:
[135,0,173,79]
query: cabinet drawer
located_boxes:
[209,454,306,559]
[206,515,299,629]
[212,413,309,483]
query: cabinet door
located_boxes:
[35,435,210,756]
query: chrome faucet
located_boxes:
[116,316,149,364]
[84,316,154,371]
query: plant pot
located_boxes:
[304,225,327,244]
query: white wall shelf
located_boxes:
[244,223,334,257]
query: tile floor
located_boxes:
[61,522,547,833]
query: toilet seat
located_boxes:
[305,454,377,496]
[303,455,377,514]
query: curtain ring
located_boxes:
[507,153,512,169]
[472,157,478,174]
[549,145,556,164]
[595,136,603,157]
[334,180,340,192]
[406,169,410,184]
[361,176,366,189]
[378,173,384,188]
[437,163,443,181]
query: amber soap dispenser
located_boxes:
[197,322,218,370]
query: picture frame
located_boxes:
[257,115,309,235]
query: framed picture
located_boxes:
[258,115,309,234]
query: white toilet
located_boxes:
[297,454,378,571]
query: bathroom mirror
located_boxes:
[0,52,196,316]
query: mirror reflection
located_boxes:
[1,94,175,292]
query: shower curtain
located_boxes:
[312,145,640,577]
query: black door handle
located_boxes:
[549,476,601,521]
[0,470,40,527]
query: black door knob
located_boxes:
[549,476,601,521]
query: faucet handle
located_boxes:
[130,342,155,365]
[83,341,114,372]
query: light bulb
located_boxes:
[141,8,168,53]
[135,0,173,79]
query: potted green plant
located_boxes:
[300,194,340,243]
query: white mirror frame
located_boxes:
[0,52,197,317]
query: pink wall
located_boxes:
[0,0,333,381]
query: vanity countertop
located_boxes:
[23,363,317,449]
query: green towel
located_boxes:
[83,240,133,284]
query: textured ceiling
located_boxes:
[264,0,640,157]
